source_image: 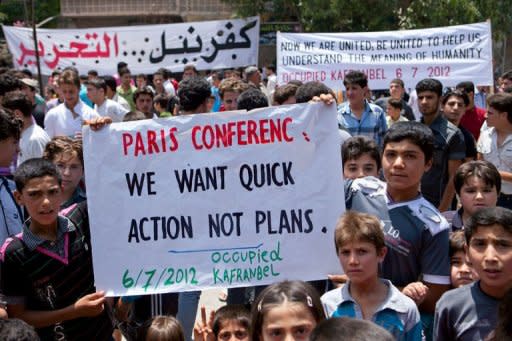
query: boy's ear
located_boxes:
[378,246,388,262]
[13,190,24,206]
[424,158,433,173]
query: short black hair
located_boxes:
[212,305,251,338]
[442,90,470,106]
[456,81,475,94]
[383,121,434,163]
[102,76,117,92]
[87,69,98,77]
[14,158,62,192]
[237,88,269,111]
[387,98,403,110]
[0,108,22,141]
[465,207,512,243]
[487,93,512,124]
[0,318,40,341]
[415,78,443,97]
[310,317,393,341]
[295,81,336,103]
[0,74,23,96]
[153,93,170,108]
[133,87,155,102]
[343,71,368,88]
[453,160,501,195]
[177,77,211,111]
[500,70,512,82]
[342,136,381,170]
[2,91,33,118]
[86,78,107,93]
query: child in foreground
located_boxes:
[193,304,250,341]
[434,206,512,340]
[341,136,380,180]
[321,211,423,341]
[0,158,116,340]
[251,280,325,341]
[139,315,185,341]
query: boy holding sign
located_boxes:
[0,158,125,340]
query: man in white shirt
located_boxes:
[1,91,50,165]
[86,78,128,122]
[44,69,99,138]
[104,75,131,111]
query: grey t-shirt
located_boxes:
[345,177,451,287]
[433,281,499,341]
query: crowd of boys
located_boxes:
[0,60,511,341]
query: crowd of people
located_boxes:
[0,59,511,341]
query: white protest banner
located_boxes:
[277,22,492,92]
[83,103,344,296]
[2,16,259,75]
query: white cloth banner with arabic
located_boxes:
[277,22,492,90]
[82,103,344,296]
[2,16,259,75]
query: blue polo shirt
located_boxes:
[322,279,424,341]
[337,100,387,148]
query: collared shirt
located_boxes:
[386,115,408,127]
[321,279,423,341]
[116,85,137,111]
[44,100,99,138]
[442,208,464,231]
[60,187,87,210]
[477,127,512,194]
[18,123,51,165]
[337,100,387,148]
[421,114,465,207]
[22,215,75,256]
[95,98,129,122]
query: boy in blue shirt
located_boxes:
[322,211,423,340]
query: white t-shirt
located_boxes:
[18,124,51,165]
[95,98,129,122]
[44,101,99,138]
[477,127,512,194]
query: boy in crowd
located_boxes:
[322,211,423,340]
[218,79,249,112]
[434,207,512,340]
[477,93,512,210]
[386,98,408,127]
[153,94,172,117]
[116,68,137,111]
[272,83,299,105]
[322,211,422,341]
[86,78,128,122]
[44,69,99,138]
[1,91,50,165]
[0,109,23,245]
[0,158,118,339]
[442,160,500,231]
[337,71,387,148]
[193,305,250,341]
[342,136,380,180]
[416,78,465,211]
[449,231,478,288]
[441,90,477,162]
[345,121,451,339]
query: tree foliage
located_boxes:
[225,0,512,40]
[0,0,60,27]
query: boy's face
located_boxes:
[450,250,479,288]
[443,96,466,124]
[467,224,512,298]
[345,83,366,106]
[338,240,386,285]
[382,139,431,195]
[14,176,62,228]
[386,106,401,121]
[343,153,379,180]
[0,136,19,167]
[60,83,79,108]
[136,94,153,115]
[417,90,440,117]
[486,106,506,128]
[223,91,240,111]
[459,176,498,216]
[54,151,83,194]
[136,77,146,88]
[389,82,403,99]
[217,320,249,341]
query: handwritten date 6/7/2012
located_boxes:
[122,266,198,292]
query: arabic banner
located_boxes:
[82,103,344,296]
[277,22,493,91]
[2,17,259,75]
